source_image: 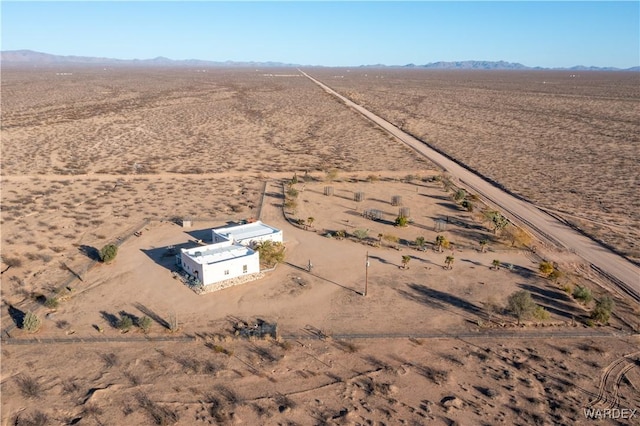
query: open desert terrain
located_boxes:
[1,67,639,425]
[309,68,640,264]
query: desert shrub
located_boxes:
[286,187,298,198]
[533,306,550,320]
[117,315,134,332]
[2,256,23,268]
[138,316,152,333]
[16,411,49,426]
[538,261,554,277]
[353,229,369,240]
[44,297,59,309]
[548,269,563,282]
[99,244,118,263]
[15,374,41,398]
[395,215,408,227]
[102,352,119,368]
[415,236,426,248]
[366,174,379,182]
[435,235,449,252]
[136,392,179,425]
[591,297,614,324]
[461,200,474,212]
[507,290,536,324]
[572,286,593,304]
[23,312,41,333]
[453,189,467,202]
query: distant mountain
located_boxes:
[0,50,300,68]
[1,50,637,71]
[412,60,537,70]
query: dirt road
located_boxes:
[301,70,640,302]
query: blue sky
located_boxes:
[2,1,639,68]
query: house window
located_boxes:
[224,269,230,275]
[243,264,248,273]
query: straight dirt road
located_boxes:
[300,70,640,302]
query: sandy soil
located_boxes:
[2,68,639,425]
[308,68,640,263]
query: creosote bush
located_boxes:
[23,311,42,333]
[99,244,118,263]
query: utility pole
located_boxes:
[364,251,370,296]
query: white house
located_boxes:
[178,221,282,290]
[212,220,283,247]
[180,240,260,286]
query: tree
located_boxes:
[23,311,41,333]
[507,290,536,324]
[401,255,411,270]
[485,210,509,235]
[538,261,554,277]
[99,244,118,263]
[591,297,614,324]
[573,286,593,304]
[435,235,449,252]
[491,259,501,270]
[255,240,285,268]
[306,217,315,229]
[444,255,455,270]
[504,226,532,247]
[479,239,488,253]
[415,236,426,250]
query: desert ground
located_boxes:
[1,67,639,425]
[309,68,640,264]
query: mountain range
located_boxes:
[2,50,638,71]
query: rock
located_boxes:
[441,396,463,409]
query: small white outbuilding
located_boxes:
[212,220,283,247]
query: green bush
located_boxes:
[99,244,118,263]
[591,297,614,324]
[117,315,133,332]
[395,215,408,227]
[44,297,59,309]
[533,306,550,320]
[138,316,152,333]
[572,286,593,304]
[23,311,42,333]
[507,290,536,324]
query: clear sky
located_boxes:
[2,1,639,68]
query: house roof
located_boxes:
[183,243,255,265]
[214,220,281,243]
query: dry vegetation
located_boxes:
[310,68,640,262]
[2,67,639,425]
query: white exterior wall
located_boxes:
[199,251,259,285]
[180,241,260,286]
[212,221,283,247]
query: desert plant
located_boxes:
[117,315,134,332]
[548,269,563,282]
[138,316,152,333]
[395,215,408,227]
[491,259,501,270]
[335,230,346,239]
[286,187,299,198]
[591,297,614,324]
[23,311,41,333]
[415,236,426,249]
[325,169,339,182]
[538,261,554,277]
[99,244,118,263]
[453,189,467,202]
[15,374,41,398]
[401,255,411,269]
[306,217,315,229]
[435,235,449,252]
[461,200,474,212]
[507,290,536,324]
[479,239,488,253]
[533,306,550,321]
[255,240,285,267]
[44,297,59,309]
[484,210,509,235]
[353,229,369,241]
[383,234,399,245]
[573,286,593,304]
[444,255,455,270]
